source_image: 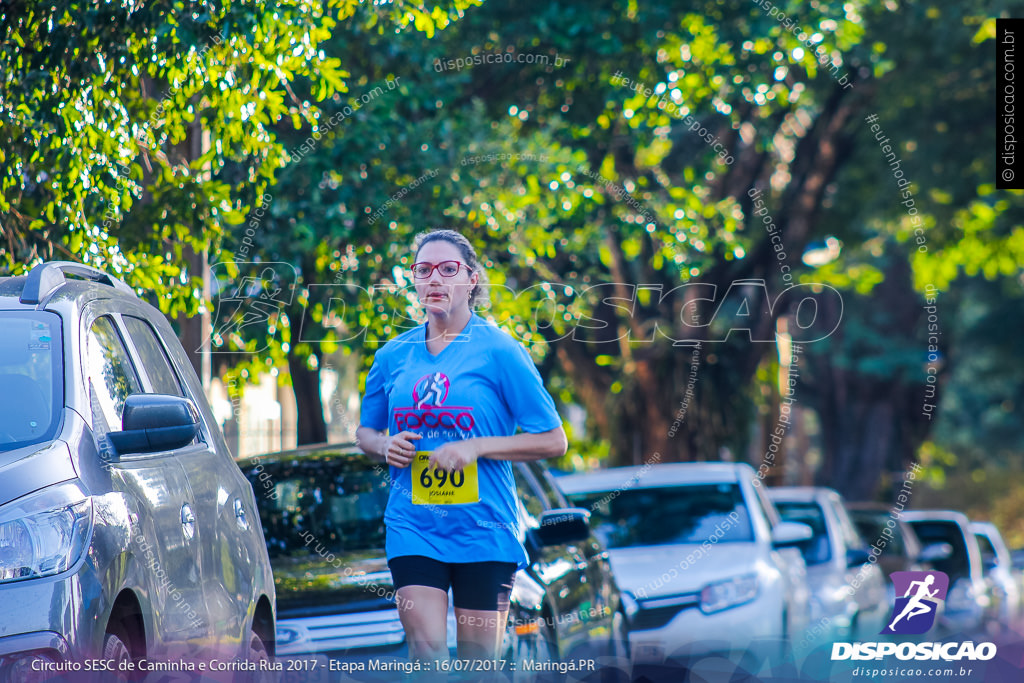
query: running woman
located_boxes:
[356,229,567,663]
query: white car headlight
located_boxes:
[0,483,92,584]
[700,573,760,614]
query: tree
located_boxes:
[1,0,477,444]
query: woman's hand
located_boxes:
[383,431,422,468]
[429,439,479,472]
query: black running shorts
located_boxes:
[388,555,517,611]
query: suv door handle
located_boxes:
[181,503,196,540]
[233,498,249,530]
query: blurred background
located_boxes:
[2,1,1022,537]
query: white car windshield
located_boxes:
[566,483,754,548]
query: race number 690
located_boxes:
[411,451,478,505]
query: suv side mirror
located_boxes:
[107,394,200,456]
[533,508,592,547]
[771,521,813,549]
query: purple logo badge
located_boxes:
[882,570,949,635]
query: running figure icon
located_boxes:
[888,575,939,631]
[882,570,949,635]
[414,372,449,409]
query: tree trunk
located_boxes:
[803,255,935,500]
[288,350,327,445]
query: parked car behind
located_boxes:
[240,443,629,673]
[0,262,276,678]
[971,521,1022,627]
[904,510,992,635]
[557,462,811,665]
[768,487,887,641]
[847,503,926,577]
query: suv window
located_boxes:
[87,316,141,433]
[527,462,569,508]
[122,316,184,397]
[513,465,544,528]
[0,312,63,450]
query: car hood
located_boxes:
[272,549,394,618]
[0,439,75,507]
[608,542,765,597]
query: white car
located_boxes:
[557,462,811,665]
[768,487,887,641]
[971,521,1021,627]
[904,510,992,635]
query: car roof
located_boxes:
[902,510,972,525]
[969,521,1000,536]
[0,262,139,310]
[766,486,840,503]
[556,462,750,495]
[845,502,894,512]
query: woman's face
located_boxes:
[412,240,478,316]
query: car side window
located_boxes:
[528,462,570,508]
[87,316,142,432]
[513,465,545,527]
[122,316,185,397]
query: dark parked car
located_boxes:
[240,443,629,672]
[0,262,276,678]
[847,503,925,577]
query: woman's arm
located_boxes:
[429,426,568,471]
[356,426,422,467]
[475,426,568,462]
[355,426,388,459]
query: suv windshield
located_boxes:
[0,312,63,451]
[242,453,390,559]
[566,483,753,548]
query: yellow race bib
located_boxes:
[411,451,479,505]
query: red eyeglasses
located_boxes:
[411,261,471,279]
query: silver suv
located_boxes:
[0,262,275,679]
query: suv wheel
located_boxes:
[238,629,273,683]
[101,631,132,683]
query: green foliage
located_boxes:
[3,0,1021,489]
[0,0,476,315]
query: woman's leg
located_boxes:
[396,585,451,661]
[454,606,509,660]
[389,556,452,661]
[451,561,517,660]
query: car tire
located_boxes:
[236,629,274,683]
[101,631,133,683]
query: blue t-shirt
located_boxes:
[360,313,561,569]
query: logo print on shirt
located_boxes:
[882,570,949,635]
[413,372,450,408]
[394,372,475,433]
